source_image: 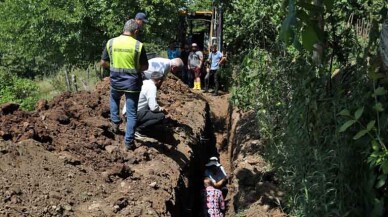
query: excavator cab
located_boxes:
[178,5,223,53]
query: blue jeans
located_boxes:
[110,88,139,145]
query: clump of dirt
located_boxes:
[0,74,207,216]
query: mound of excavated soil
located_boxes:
[0,75,207,216]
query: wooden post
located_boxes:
[71,74,78,92]
[80,79,88,91]
[94,63,98,79]
[65,68,71,92]
[87,66,90,84]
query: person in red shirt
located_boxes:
[202,177,225,217]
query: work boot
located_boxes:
[124,141,136,151]
[110,121,120,134]
[193,82,198,90]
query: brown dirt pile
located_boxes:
[0,75,207,216]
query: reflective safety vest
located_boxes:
[106,35,142,92]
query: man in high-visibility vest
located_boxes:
[101,19,149,151]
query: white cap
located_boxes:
[192,43,198,47]
[205,157,220,167]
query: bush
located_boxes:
[0,69,39,111]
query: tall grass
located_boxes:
[36,64,102,101]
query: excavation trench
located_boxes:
[0,77,240,216]
[168,101,219,216]
[169,93,232,217]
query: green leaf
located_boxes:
[382,161,388,174]
[354,107,364,120]
[372,140,380,151]
[375,177,386,189]
[280,14,296,44]
[374,103,384,112]
[302,25,319,51]
[367,120,376,131]
[339,120,356,132]
[353,129,368,140]
[374,87,386,96]
[338,109,350,116]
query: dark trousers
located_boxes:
[204,69,219,93]
[137,109,165,132]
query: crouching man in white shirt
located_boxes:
[134,71,167,139]
[122,57,183,115]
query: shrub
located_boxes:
[0,69,39,110]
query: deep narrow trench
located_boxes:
[174,95,231,217]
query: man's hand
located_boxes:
[101,60,110,69]
[214,178,226,188]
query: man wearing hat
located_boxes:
[188,43,204,90]
[135,12,148,27]
[134,12,148,41]
[204,157,228,198]
[135,71,167,139]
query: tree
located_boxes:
[0,0,184,77]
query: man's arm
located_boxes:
[146,85,161,112]
[218,52,226,65]
[101,47,110,69]
[199,52,204,69]
[101,60,110,69]
[187,53,191,70]
[214,178,226,188]
[219,191,225,211]
[139,46,149,72]
[214,166,227,188]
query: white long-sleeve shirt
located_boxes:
[137,80,160,112]
[143,58,171,79]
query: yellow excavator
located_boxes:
[178,3,224,53]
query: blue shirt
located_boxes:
[167,48,181,59]
[208,51,223,70]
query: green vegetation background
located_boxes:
[1,0,388,216]
[225,0,388,216]
[0,0,181,109]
